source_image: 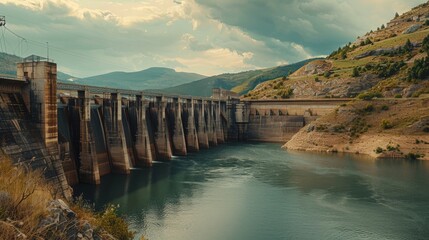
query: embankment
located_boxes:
[283,98,429,160]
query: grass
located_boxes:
[0,159,52,239]
[349,29,429,59]
[0,155,137,240]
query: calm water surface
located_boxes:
[74,143,429,240]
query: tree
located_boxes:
[423,34,429,54]
[381,24,386,29]
[352,67,360,77]
[395,12,399,18]
[403,39,413,52]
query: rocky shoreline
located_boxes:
[283,99,429,161]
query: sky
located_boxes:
[0,0,426,77]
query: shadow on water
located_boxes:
[74,142,429,240]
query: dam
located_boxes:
[0,57,349,196]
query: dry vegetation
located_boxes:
[0,154,138,240]
[0,159,52,239]
[284,98,429,160]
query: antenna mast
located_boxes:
[47,42,49,62]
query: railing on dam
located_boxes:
[57,82,215,101]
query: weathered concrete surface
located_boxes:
[103,93,131,174]
[196,100,209,149]
[184,99,199,152]
[77,90,100,184]
[0,91,72,198]
[152,99,173,160]
[131,97,154,167]
[241,99,349,142]
[170,99,187,156]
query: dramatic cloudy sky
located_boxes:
[0,0,426,77]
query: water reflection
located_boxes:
[74,143,429,240]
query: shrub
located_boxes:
[357,91,382,100]
[423,127,429,133]
[314,76,321,82]
[278,88,294,99]
[381,105,389,111]
[352,67,360,77]
[423,34,429,54]
[324,71,332,78]
[394,94,402,98]
[332,124,345,133]
[425,20,429,26]
[406,153,424,160]
[375,147,384,154]
[408,57,429,80]
[376,61,405,78]
[386,144,400,152]
[364,103,374,112]
[97,205,134,240]
[381,119,393,129]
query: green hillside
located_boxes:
[0,52,77,81]
[246,2,429,100]
[162,59,317,97]
[75,67,206,90]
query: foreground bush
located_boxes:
[0,156,136,240]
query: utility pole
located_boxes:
[47,42,49,62]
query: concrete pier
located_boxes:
[153,97,172,160]
[171,98,187,156]
[103,93,131,174]
[132,95,154,167]
[196,100,209,149]
[185,98,199,152]
[77,90,100,184]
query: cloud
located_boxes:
[0,0,426,78]
[169,48,256,75]
[195,0,426,54]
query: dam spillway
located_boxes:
[0,58,349,196]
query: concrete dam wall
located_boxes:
[0,59,349,197]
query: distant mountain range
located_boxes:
[0,52,78,81]
[161,59,318,97]
[74,67,206,90]
[0,52,206,90]
[1,51,316,97]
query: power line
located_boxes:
[1,16,141,75]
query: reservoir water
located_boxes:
[74,143,429,240]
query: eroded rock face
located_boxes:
[38,199,104,240]
[403,24,421,34]
[290,74,379,98]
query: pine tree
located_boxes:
[395,12,399,18]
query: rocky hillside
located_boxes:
[284,98,429,160]
[245,2,429,100]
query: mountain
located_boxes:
[0,52,22,76]
[0,52,78,81]
[162,59,316,97]
[74,67,206,90]
[245,2,429,100]
[281,1,429,160]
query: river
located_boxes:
[74,143,429,240]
